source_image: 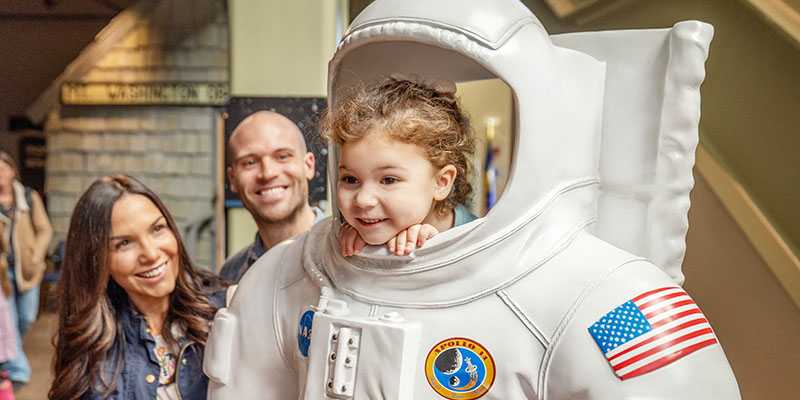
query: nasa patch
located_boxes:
[425,337,495,399]
[297,310,314,357]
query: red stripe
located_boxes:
[613,327,714,371]
[631,287,675,303]
[619,338,718,380]
[608,318,709,362]
[635,291,687,310]
[644,299,696,319]
[651,308,705,328]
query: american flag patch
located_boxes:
[588,286,718,380]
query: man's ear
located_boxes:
[303,152,315,181]
[433,165,457,201]
[227,166,239,193]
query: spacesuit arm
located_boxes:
[204,240,303,398]
[544,260,741,400]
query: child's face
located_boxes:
[337,134,445,245]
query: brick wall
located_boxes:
[44,5,228,270]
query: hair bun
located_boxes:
[389,72,457,104]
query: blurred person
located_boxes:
[0,288,17,400]
[220,110,325,282]
[0,151,52,389]
[49,176,226,400]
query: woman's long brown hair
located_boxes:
[49,176,225,400]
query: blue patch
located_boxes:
[425,337,495,399]
[297,310,314,357]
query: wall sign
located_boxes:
[61,82,229,106]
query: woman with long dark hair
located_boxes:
[49,176,225,400]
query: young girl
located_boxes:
[322,74,477,257]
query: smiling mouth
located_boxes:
[357,218,387,225]
[137,262,167,279]
[257,186,287,196]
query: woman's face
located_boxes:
[108,194,179,312]
[0,161,15,190]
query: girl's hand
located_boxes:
[338,221,367,257]
[387,224,439,256]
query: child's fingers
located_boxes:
[405,225,422,254]
[387,236,396,253]
[395,229,408,256]
[354,234,367,254]
[338,222,357,256]
[417,224,439,247]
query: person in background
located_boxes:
[49,176,226,400]
[220,110,325,283]
[0,151,52,391]
[0,287,18,400]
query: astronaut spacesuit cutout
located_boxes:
[204,0,741,398]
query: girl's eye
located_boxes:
[153,224,165,233]
[115,240,130,250]
[341,175,358,184]
[381,177,398,185]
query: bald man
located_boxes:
[220,111,326,282]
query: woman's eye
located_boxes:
[341,175,358,184]
[381,177,398,185]
[153,225,164,233]
[115,240,130,250]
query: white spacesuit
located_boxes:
[204,0,741,398]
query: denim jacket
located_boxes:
[84,292,224,400]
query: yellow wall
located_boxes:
[229,0,341,97]
[456,79,514,216]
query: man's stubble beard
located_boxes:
[245,185,309,227]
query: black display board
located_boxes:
[18,136,46,197]
[224,97,328,208]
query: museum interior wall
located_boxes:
[32,0,229,270]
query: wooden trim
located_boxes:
[215,113,227,272]
[696,143,800,310]
[739,0,800,50]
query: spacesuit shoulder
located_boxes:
[204,231,310,398]
[542,255,740,399]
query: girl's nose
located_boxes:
[353,188,378,208]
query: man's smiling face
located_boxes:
[228,113,314,226]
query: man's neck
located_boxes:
[256,206,316,251]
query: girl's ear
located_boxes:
[433,165,457,201]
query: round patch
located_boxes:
[297,310,314,357]
[425,337,495,399]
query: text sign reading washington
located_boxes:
[61,82,229,106]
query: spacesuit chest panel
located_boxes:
[297,289,547,400]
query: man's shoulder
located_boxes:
[219,242,255,282]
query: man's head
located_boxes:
[227,111,315,227]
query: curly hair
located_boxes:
[320,77,475,216]
[49,175,225,400]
